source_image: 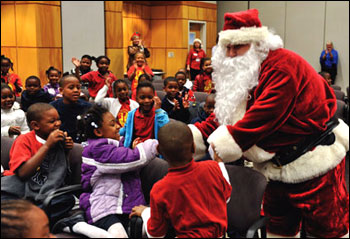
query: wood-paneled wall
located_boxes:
[119,1,217,77]
[1,1,62,87]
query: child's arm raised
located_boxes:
[71,57,81,79]
[17,129,65,179]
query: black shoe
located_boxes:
[52,211,85,234]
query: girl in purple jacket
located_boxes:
[76,105,158,237]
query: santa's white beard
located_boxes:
[212,41,270,125]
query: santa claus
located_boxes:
[189,9,349,238]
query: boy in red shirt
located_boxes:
[130,121,232,238]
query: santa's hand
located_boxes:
[207,125,243,163]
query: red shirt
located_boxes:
[80,71,117,98]
[127,65,154,100]
[3,130,43,176]
[147,160,232,238]
[117,99,131,127]
[193,73,213,93]
[1,73,23,97]
[186,49,206,70]
[133,108,155,142]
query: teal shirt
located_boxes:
[119,108,170,148]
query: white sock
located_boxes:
[108,222,129,238]
[62,221,114,238]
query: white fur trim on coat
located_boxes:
[207,125,242,162]
[243,145,275,163]
[219,26,269,46]
[188,124,207,161]
[254,119,349,184]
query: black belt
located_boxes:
[271,117,339,168]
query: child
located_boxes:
[71,55,94,76]
[193,57,213,93]
[21,76,54,112]
[319,71,332,86]
[175,71,195,102]
[1,103,76,226]
[191,93,215,124]
[186,39,207,81]
[43,66,61,98]
[127,32,150,71]
[1,84,29,138]
[178,68,193,89]
[77,104,158,237]
[50,74,92,143]
[1,199,55,238]
[161,77,190,123]
[95,78,139,127]
[119,81,169,149]
[73,55,117,99]
[1,55,23,97]
[129,121,232,238]
[127,52,154,100]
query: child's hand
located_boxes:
[187,65,190,71]
[210,144,223,162]
[105,76,112,88]
[173,99,180,110]
[129,205,148,218]
[64,132,74,150]
[153,96,161,110]
[183,93,190,109]
[45,129,65,149]
[71,57,81,68]
[8,126,21,136]
[132,137,142,149]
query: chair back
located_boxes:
[156,90,166,101]
[140,157,169,204]
[225,165,267,235]
[193,92,208,103]
[333,89,345,101]
[153,82,164,91]
[331,85,341,91]
[1,136,15,171]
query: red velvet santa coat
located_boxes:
[190,48,349,183]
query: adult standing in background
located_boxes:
[320,41,338,84]
[127,32,150,71]
[186,39,206,81]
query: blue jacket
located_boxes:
[119,108,169,148]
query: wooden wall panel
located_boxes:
[149,48,166,72]
[132,4,142,18]
[122,3,133,17]
[105,1,122,12]
[167,5,188,19]
[107,48,124,79]
[166,19,187,48]
[16,1,60,6]
[36,48,62,84]
[35,4,61,47]
[197,7,206,21]
[142,5,151,19]
[166,49,188,76]
[1,4,16,47]
[140,19,151,47]
[106,12,123,48]
[16,48,38,86]
[188,6,198,20]
[123,17,133,48]
[15,4,37,47]
[150,6,166,19]
[150,20,166,48]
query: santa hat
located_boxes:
[130,32,141,41]
[193,38,202,45]
[219,9,269,47]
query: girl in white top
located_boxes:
[1,83,29,137]
[95,78,139,127]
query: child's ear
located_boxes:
[93,128,102,137]
[30,121,40,131]
[59,87,63,94]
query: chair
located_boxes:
[333,89,345,101]
[153,82,164,91]
[129,162,268,238]
[193,91,208,103]
[155,90,166,101]
[152,78,163,84]
[334,100,349,125]
[1,136,85,238]
[330,85,341,91]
